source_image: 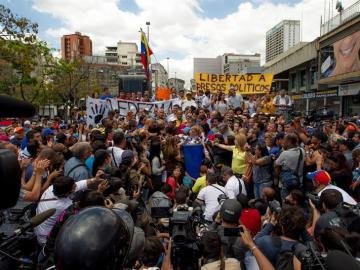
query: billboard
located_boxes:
[194,73,273,94]
[320,30,360,78]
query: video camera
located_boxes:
[0,202,52,270]
[169,207,205,270]
[296,241,327,270]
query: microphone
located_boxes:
[14,208,56,236]
[0,95,36,118]
[0,209,56,250]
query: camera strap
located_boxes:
[66,163,87,176]
[111,147,118,167]
[210,184,226,196]
[235,176,243,196]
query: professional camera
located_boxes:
[269,200,282,214]
[169,207,205,270]
[296,241,328,270]
[306,192,321,209]
[0,202,38,270]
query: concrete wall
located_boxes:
[263,41,317,75]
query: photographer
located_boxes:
[254,206,312,268]
[216,199,248,266]
[196,173,226,223]
[308,169,356,205]
[200,231,241,270]
[309,189,347,238]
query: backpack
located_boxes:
[280,149,303,190]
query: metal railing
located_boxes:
[320,0,360,36]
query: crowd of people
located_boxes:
[1,87,360,270]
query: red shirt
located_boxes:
[166,176,177,201]
[239,208,261,237]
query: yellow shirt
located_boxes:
[231,146,247,175]
[192,175,207,193]
[261,99,275,114]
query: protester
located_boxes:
[1,87,360,270]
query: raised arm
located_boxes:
[213,142,233,152]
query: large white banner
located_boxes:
[86,97,179,126]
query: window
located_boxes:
[310,66,317,85]
[300,70,306,88]
[290,73,296,89]
[121,55,127,58]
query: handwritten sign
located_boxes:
[194,73,273,94]
[86,97,178,126]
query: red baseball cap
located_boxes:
[307,170,331,185]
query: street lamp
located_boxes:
[166,57,170,77]
[146,21,150,42]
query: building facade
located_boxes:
[61,32,92,61]
[266,20,300,62]
[151,63,168,88]
[222,53,261,74]
[104,41,142,67]
[193,53,261,77]
[105,46,118,64]
[263,3,360,116]
[168,78,185,91]
[117,41,142,67]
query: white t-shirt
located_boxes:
[108,146,124,167]
[35,180,88,244]
[225,175,247,199]
[202,95,211,108]
[197,184,226,222]
[318,185,357,205]
[273,95,292,106]
[182,100,198,110]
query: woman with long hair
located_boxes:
[165,165,183,201]
[149,139,165,192]
[214,133,248,177]
[162,136,182,176]
[325,151,353,193]
[92,149,111,177]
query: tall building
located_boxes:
[266,20,300,62]
[104,41,142,67]
[222,53,261,74]
[61,32,92,61]
[151,63,168,88]
[105,46,118,64]
[117,41,142,67]
[193,53,261,77]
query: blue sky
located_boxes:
[2,0,301,50]
[1,0,355,85]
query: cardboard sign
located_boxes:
[86,97,178,126]
[194,73,273,94]
[156,87,171,100]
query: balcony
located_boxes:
[320,0,360,35]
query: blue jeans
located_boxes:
[254,182,273,199]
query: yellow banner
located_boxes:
[194,73,273,94]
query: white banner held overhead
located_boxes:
[86,97,178,126]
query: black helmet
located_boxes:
[55,206,134,270]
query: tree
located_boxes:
[0,4,54,103]
[51,58,92,105]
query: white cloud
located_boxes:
[32,0,358,87]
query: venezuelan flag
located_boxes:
[140,30,153,80]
